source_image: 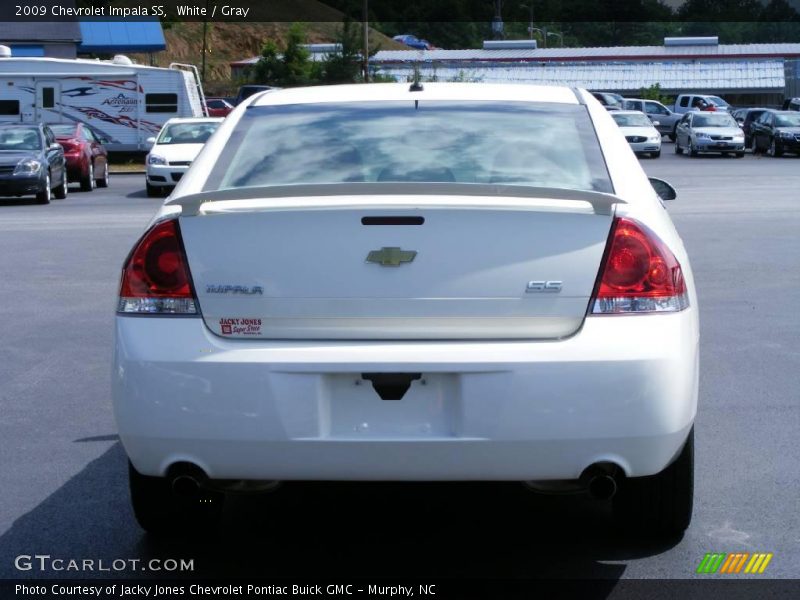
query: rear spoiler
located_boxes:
[167,183,626,217]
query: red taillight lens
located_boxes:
[58,139,80,153]
[117,219,197,314]
[591,217,688,314]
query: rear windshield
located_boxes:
[50,124,77,137]
[706,96,730,107]
[203,101,612,194]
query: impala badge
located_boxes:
[366,247,417,267]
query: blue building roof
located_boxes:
[78,21,165,54]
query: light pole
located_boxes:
[529,27,546,48]
[362,0,369,82]
[520,4,534,40]
[547,31,564,47]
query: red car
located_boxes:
[50,123,109,191]
[205,97,234,117]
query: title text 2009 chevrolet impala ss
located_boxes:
[112,83,698,536]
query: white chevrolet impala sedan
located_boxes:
[113,83,698,536]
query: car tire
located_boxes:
[768,139,783,157]
[128,461,224,536]
[80,162,96,192]
[613,427,694,537]
[36,174,51,204]
[146,182,160,197]
[96,162,109,188]
[652,150,661,158]
[53,169,68,199]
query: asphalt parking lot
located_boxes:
[0,148,798,587]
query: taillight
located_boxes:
[59,139,80,153]
[590,217,688,314]
[117,219,198,314]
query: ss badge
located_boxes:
[526,280,563,293]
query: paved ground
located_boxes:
[0,150,798,587]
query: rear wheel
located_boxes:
[96,161,109,188]
[613,427,694,537]
[146,182,160,197]
[80,162,96,192]
[128,462,224,536]
[36,174,51,204]
[53,169,68,199]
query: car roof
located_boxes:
[250,83,581,107]
[612,110,649,116]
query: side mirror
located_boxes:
[652,120,661,126]
[649,177,677,201]
[49,142,61,151]
[146,137,156,145]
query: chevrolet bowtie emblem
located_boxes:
[366,247,417,267]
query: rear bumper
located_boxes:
[63,153,87,181]
[113,311,699,481]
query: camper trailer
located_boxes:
[0,48,207,152]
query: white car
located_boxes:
[114,83,698,536]
[611,110,663,158]
[145,117,223,197]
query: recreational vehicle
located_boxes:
[0,47,207,152]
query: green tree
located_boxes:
[251,23,313,87]
[319,19,363,84]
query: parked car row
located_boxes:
[0,122,109,204]
[611,104,800,160]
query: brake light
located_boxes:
[58,138,80,153]
[590,217,688,314]
[117,219,198,314]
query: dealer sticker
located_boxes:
[219,318,262,336]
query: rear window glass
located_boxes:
[49,124,77,136]
[204,101,612,194]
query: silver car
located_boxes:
[674,111,745,157]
